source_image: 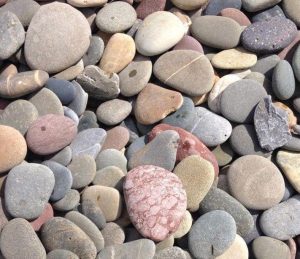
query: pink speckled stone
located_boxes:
[30,203,53,231]
[136,0,166,20]
[124,165,187,241]
[173,35,204,53]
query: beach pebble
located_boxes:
[242,0,281,12]
[173,210,192,239]
[252,5,285,22]
[52,189,80,212]
[67,0,107,8]
[53,59,85,81]
[48,146,72,166]
[212,143,234,166]
[136,0,166,19]
[171,0,207,10]
[283,0,300,26]
[63,106,79,126]
[251,54,280,78]
[216,235,248,259]
[78,111,99,133]
[30,203,53,231]
[124,165,187,241]
[81,199,106,230]
[93,166,125,191]
[83,36,104,67]
[101,126,130,151]
[292,44,300,82]
[68,81,88,116]
[173,35,204,53]
[96,148,127,173]
[102,222,125,247]
[219,8,251,26]
[47,249,79,259]
[204,0,242,15]
[154,247,186,259]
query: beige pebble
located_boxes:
[216,235,248,259]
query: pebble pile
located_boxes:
[1,0,300,258]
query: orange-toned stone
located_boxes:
[101,126,130,151]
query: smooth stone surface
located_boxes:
[154,247,186,259]
[67,0,107,8]
[174,155,214,212]
[254,96,292,151]
[153,50,214,96]
[82,35,104,67]
[252,5,285,22]
[260,195,300,240]
[63,106,79,126]
[81,199,106,230]
[68,155,96,189]
[219,8,251,26]
[29,88,64,116]
[53,59,84,81]
[136,0,166,19]
[49,146,72,166]
[93,166,125,191]
[191,16,242,49]
[171,0,207,10]
[82,185,122,222]
[155,235,175,251]
[128,130,179,171]
[216,235,248,259]
[30,203,53,231]
[25,2,91,73]
[52,189,80,212]
[68,81,88,116]
[228,155,285,210]
[220,79,268,123]
[243,211,263,244]
[272,60,295,100]
[119,55,152,97]
[199,187,254,238]
[204,0,242,15]
[283,0,300,27]
[173,210,192,239]
[242,0,281,12]
[242,17,297,54]
[251,54,280,78]
[212,143,234,166]
[173,35,204,53]
[0,218,46,259]
[0,100,38,135]
[45,78,76,105]
[0,11,25,60]
[41,217,97,259]
[135,83,183,125]
[135,11,185,56]
[252,236,291,259]
[124,165,187,241]
[96,149,127,173]
[5,163,55,219]
[96,99,132,126]
[292,44,300,82]
[101,126,130,151]
[47,249,79,259]
[96,1,137,33]
[26,114,77,155]
[100,33,136,74]
[101,222,125,247]
[189,210,237,258]
[78,111,99,133]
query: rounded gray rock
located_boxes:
[154,247,186,259]
[96,149,127,173]
[48,146,72,166]
[101,222,125,247]
[68,81,88,116]
[251,54,280,79]
[82,35,104,67]
[292,44,300,82]
[52,189,80,212]
[47,249,79,259]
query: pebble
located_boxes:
[204,0,242,15]
[124,165,187,241]
[0,218,46,259]
[96,1,137,33]
[174,155,214,212]
[191,16,242,49]
[0,198,9,232]
[48,146,72,166]
[153,50,214,96]
[101,222,125,247]
[154,247,186,259]
[134,83,183,125]
[135,11,185,56]
[96,148,127,173]
[96,99,132,126]
[76,65,120,100]
[241,17,297,54]
[0,100,38,135]
[5,163,55,219]
[67,0,107,8]
[211,48,257,70]
[128,130,179,171]
[30,203,53,231]
[199,187,254,238]
[93,166,125,191]
[25,2,91,73]
[252,236,291,259]
[292,44,300,82]
[68,155,96,189]
[52,189,80,212]
[136,0,166,19]
[220,79,268,123]
[173,35,204,53]
[82,185,122,222]
[283,0,300,26]
[171,0,207,10]
[0,11,25,60]
[173,211,192,239]
[0,125,27,173]
[47,249,79,259]
[81,198,106,229]
[188,210,237,258]
[26,114,77,155]
[99,33,136,74]
[54,59,84,81]
[212,143,234,166]
[252,5,286,22]
[251,54,280,78]
[64,106,79,126]
[83,35,104,67]
[41,217,97,259]
[242,0,281,12]
[68,81,88,116]
[155,236,175,251]
[119,55,152,97]
[219,8,251,26]
[101,126,130,151]
[216,235,248,259]
[78,111,99,133]
[227,155,285,210]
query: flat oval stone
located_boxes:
[283,0,300,27]
[119,55,152,97]
[25,2,91,73]
[135,11,185,56]
[0,70,49,99]
[96,99,132,126]
[96,149,127,173]
[93,166,125,191]
[102,222,125,247]
[64,106,79,126]
[259,195,300,240]
[53,59,84,81]
[134,83,183,125]
[136,0,166,19]
[191,16,241,49]
[212,48,257,69]
[272,60,295,100]
[0,218,46,259]
[219,8,251,26]
[216,235,248,259]
[124,165,187,241]
[0,125,27,173]
[128,130,179,171]
[242,0,281,12]
[153,50,214,96]
[189,210,237,258]
[292,44,300,82]
[26,114,77,155]
[241,17,297,54]
[212,143,234,167]
[67,0,107,8]
[30,203,53,231]
[0,100,38,135]
[52,189,80,212]
[174,155,214,212]
[173,35,204,53]
[220,79,268,123]
[83,35,104,66]
[47,249,79,259]
[99,33,136,74]
[228,155,285,210]
[171,0,207,10]
[5,163,55,219]
[252,236,291,259]
[199,188,254,238]
[41,217,97,259]
[95,1,137,33]
[204,0,242,15]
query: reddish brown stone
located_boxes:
[26,114,77,155]
[173,35,204,53]
[278,31,300,62]
[30,203,53,231]
[136,0,166,20]
[124,165,187,241]
[148,124,219,176]
[101,126,130,151]
[219,8,251,27]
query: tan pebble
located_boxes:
[53,59,84,81]
[216,235,248,259]
[156,235,175,251]
[274,102,297,129]
[191,92,209,105]
[173,210,193,238]
[67,0,107,7]
[171,0,208,10]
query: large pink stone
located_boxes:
[148,124,219,176]
[124,165,187,241]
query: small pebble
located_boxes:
[101,222,125,247]
[204,0,242,15]
[52,189,80,212]
[96,148,127,173]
